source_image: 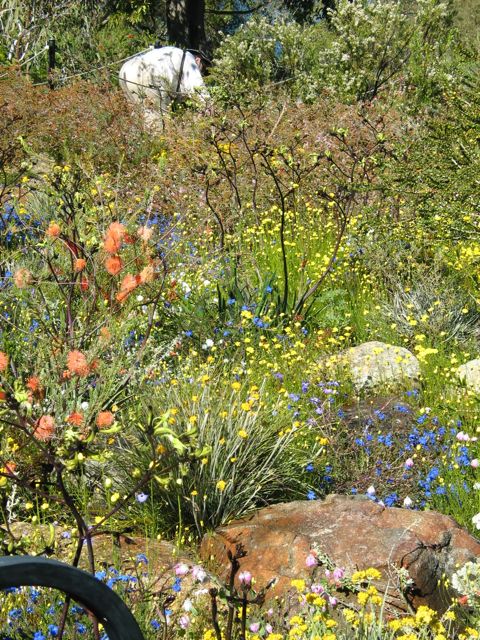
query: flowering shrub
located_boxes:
[316,0,456,104]
[0,166,203,573]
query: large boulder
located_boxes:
[456,359,480,394]
[337,341,420,391]
[200,494,480,615]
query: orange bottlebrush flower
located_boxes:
[108,222,126,241]
[105,255,123,276]
[139,264,154,284]
[34,415,55,441]
[116,290,129,303]
[103,233,121,254]
[62,370,71,380]
[67,350,89,377]
[121,274,138,292]
[74,258,87,272]
[100,327,111,341]
[0,352,8,372]
[4,461,16,475]
[116,273,139,303]
[26,376,41,392]
[103,222,126,254]
[96,411,115,429]
[46,222,61,237]
[67,412,84,426]
[0,390,6,401]
[14,268,31,288]
[137,225,153,242]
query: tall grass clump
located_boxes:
[116,374,324,538]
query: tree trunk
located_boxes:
[166,0,206,51]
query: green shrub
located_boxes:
[116,372,324,538]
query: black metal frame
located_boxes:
[0,556,145,640]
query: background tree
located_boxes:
[166,0,207,50]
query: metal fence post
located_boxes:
[47,38,56,89]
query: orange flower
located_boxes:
[74,258,86,272]
[103,222,126,254]
[96,411,114,429]
[67,350,89,377]
[26,376,43,399]
[66,412,84,426]
[14,268,31,288]
[80,276,89,291]
[105,255,123,275]
[46,222,61,238]
[0,390,6,401]
[137,225,153,242]
[116,273,139,303]
[100,327,111,341]
[108,222,126,240]
[34,415,55,441]
[26,376,41,392]
[139,264,154,284]
[0,352,8,372]
[103,234,121,254]
[4,461,16,475]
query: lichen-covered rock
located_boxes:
[456,359,480,394]
[338,341,420,391]
[200,494,480,615]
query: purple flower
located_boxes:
[333,567,345,581]
[311,583,324,594]
[179,615,190,629]
[249,623,260,633]
[192,565,207,582]
[136,492,149,503]
[239,570,252,586]
[175,563,190,577]
[305,553,317,568]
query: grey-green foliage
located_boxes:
[210,15,332,102]
[116,377,322,538]
[381,270,480,346]
[315,0,458,104]
[209,0,458,106]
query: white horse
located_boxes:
[119,46,207,118]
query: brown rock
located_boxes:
[200,494,480,614]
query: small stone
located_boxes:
[337,341,420,391]
[456,359,480,394]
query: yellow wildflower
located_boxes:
[290,579,306,592]
[365,568,382,580]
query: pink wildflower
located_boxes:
[175,563,190,577]
[238,571,252,586]
[305,553,317,568]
